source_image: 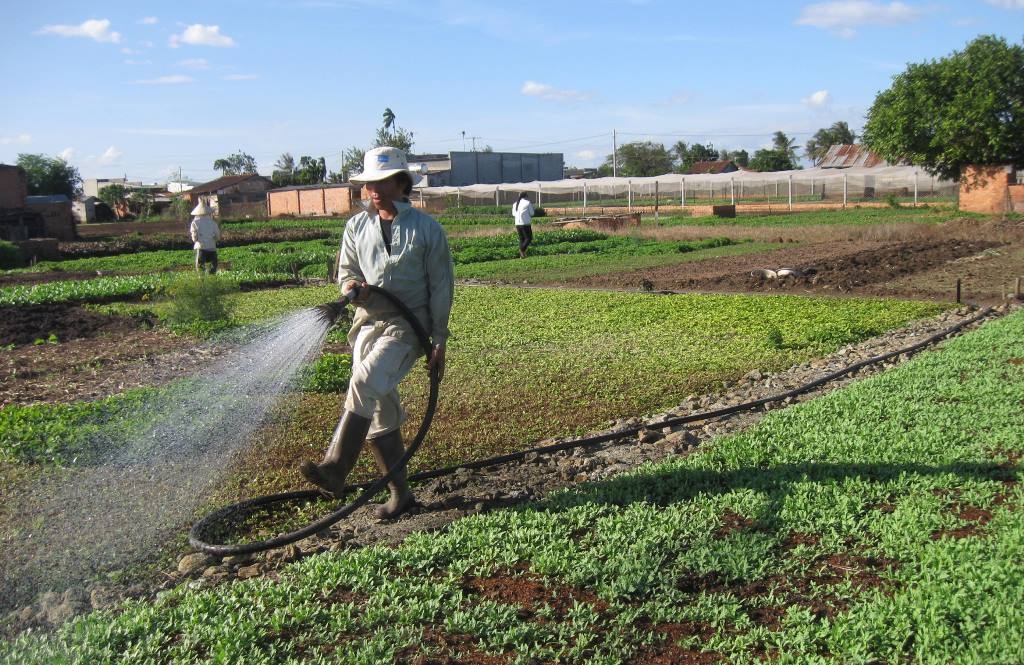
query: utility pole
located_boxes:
[612,129,618,178]
[461,131,466,151]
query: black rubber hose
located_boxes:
[189,285,438,556]
[191,303,994,556]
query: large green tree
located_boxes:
[16,153,82,198]
[603,141,673,177]
[671,141,718,172]
[374,107,414,152]
[804,121,856,165]
[212,150,258,176]
[862,34,1024,181]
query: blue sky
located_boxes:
[1,1,1021,184]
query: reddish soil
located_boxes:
[3,226,1023,409]
[559,237,1021,305]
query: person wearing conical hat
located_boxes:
[299,146,454,520]
[189,199,221,274]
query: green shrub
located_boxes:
[0,240,25,269]
[163,274,238,329]
[301,353,352,393]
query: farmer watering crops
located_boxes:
[300,147,454,520]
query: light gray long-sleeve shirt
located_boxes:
[189,215,220,250]
[337,199,455,348]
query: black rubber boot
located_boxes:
[366,430,415,520]
[299,411,371,499]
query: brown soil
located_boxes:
[2,222,1023,410]
[557,233,1024,305]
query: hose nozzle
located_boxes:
[313,286,360,326]
[313,300,346,326]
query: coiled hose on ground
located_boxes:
[189,302,994,557]
[189,285,438,557]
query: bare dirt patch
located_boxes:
[558,236,1022,304]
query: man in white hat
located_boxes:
[299,146,454,520]
[189,199,221,274]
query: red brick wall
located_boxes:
[267,190,300,216]
[298,188,325,215]
[959,164,1012,214]
[267,187,354,217]
[324,188,353,215]
[1009,184,1024,212]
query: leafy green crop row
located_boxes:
[0,271,292,307]
[7,305,1020,664]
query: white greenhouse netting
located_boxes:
[416,165,957,211]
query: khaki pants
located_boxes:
[344,323,419,438]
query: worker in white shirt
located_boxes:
[300,146,454,520]
[189,201,221,274]
[512,192,534,258]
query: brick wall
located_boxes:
[267,186,355,217]
[1009,184,1024,212]
[298,188,325,215]
[959,164,1013,214]
[0,166,28,209]
[267,190,300,216]
[324,188,353,215]
[25,201,75,240]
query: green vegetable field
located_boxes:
[4,304,1020,664]
[1,207,1020,663]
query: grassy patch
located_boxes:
[7,305,1020,664]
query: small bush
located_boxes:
[0,240,25,269]
[164,274,238,331]
[302,353,352,393]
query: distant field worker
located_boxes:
[189,200,221,274]
[512,192,534,258]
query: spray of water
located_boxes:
[0,308,333,613]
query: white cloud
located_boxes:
[178,58,210,69]
[796,1,921,37]
[124,58,153,65]
[802,89,831,107]
[169,24,236,48]
[37,18,122,43]
[139,16,159,25]
[658,90,693,107]
[984,0,1024,7]
[135,74,194,85]
[575,150,597,161]
[0,133,32,145]
[223,74,259,81]
[521,80,592,103]
[58,148,76,162]
[99,146,123,165]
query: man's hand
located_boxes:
[342,280,369,304]
[427,344,446,382]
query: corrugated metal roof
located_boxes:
[819,144,887,168]
[686,160,739,175]
[190,174,273,195]
[271,183,356,192]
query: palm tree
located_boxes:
[772,131,799,165]
[382,108,396,131]
[274,152,295,174]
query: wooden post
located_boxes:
[654,180,659,222]
[1015,276,1021,298]
[956,278,961,304]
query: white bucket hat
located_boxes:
[349,146,422,185]
[191,201,213,216]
